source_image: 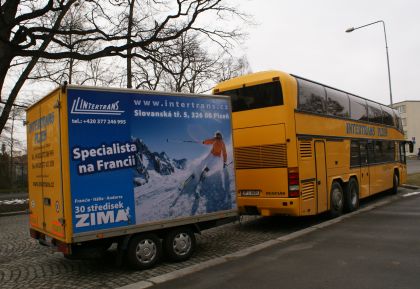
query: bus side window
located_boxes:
[385,141,395,162]
[360,140,368,165]
[399,142,406,164]
[367,140,375,164]
[350,140,361,167]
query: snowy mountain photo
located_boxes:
[132,138,236,225]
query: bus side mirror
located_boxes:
[409,142,414,153]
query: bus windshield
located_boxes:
[216,81,283,112]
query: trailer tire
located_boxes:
[164,228,196,262]
[330,181,344,218]
[344,178,359,212]
[126,233,161,270]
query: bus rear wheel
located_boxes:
[344,178,359,212]
[330,181,344,218]
[391,172,399,195]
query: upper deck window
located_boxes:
[349,94,369,121]
[381,105,395,126]
[216,81,283,112]
[325,87,350,118]
[366,101,383,124]
[297,78,326,114]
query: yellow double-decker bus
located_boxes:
[214,70,413,217]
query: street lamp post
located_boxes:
[346,20,393,106]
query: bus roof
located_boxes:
[214,70,394,109]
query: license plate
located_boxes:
[241,190,261,196]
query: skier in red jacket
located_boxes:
[202,131,227,168]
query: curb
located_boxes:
[401,184,420,190]
[0,210,28,217]
[117,192,406,289]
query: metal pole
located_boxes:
[381,21,393,105]
[346,20,393,105]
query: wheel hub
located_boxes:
[173,233,191,256]
[136,239,156,263]
[332,188,343,209]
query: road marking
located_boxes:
[402,191,420,198]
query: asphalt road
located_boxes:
[149,190,420,289]
[407,159,420,174]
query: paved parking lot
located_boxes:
[0,189,413,289]
[0,212,322,289]
[407,159,420,174]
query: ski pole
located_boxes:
[166,138,200,144]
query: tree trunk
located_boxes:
[126,0,135,89]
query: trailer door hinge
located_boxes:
[54,100,61,109]
[58,218,65,226]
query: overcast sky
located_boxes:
[237,0,420,105]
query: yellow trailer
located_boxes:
[27,85,237,269]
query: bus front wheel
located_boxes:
[344,178,359,212]
[330,181,344,218]
[391,172,399,195]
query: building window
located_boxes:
[402,118,407,126]
[398,105,406,113]
[404,131,408,139]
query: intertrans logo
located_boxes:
[71,97,125,115]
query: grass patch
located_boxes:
[407,173,420,186]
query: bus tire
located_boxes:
[392,171,399,195]
[164,227,196,262]
[126,233,161,270]
[344,178,359,212]
[330,181,344,218]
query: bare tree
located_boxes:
[159,32,219,93]
[217,55,252,82]
[0,0,248,135]
[130,32,251,93]
[30,2,92,85]
[0,106,25,187]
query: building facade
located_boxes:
[392,100,420,156]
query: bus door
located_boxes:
[315,140,328,213]
[360,140,370,197]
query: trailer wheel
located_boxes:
[330,181,344,218]
[344,178,359,212]
[126,233,161,270]
[164,228,196,262]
